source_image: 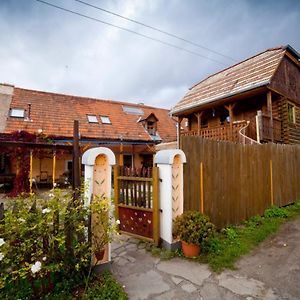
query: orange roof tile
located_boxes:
[4,87,177,143]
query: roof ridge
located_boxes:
[189,45,285,90]
[13,86,169,111]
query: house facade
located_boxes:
[171,45,300,145]
[0,84,176,192]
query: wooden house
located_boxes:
[171,45,300,145]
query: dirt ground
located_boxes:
[232,216,300,299]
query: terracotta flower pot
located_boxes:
[94,249,105,261]
[181,240,200,257]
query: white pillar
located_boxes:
[154,149,186,250]
[82,147,116,272]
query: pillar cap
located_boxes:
[154,149,186,165]
[82,147,116,166]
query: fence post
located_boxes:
[82,147,116,273]
[154,149,186,250]
[270,159,274,206]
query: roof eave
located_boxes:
[170,80,270,116]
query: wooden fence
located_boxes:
[181,136,300,228]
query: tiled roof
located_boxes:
[4,87,177,143]
[171,46,288,115]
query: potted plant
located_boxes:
[173,211,215,257]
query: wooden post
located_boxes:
[200,162,204,214]
[114,165,119,222]
[256,110,262,143]
[195,112,203,136]
[52,150,56,188]
[152,166,159,246]
[132,144,135,168]
[119,141,124,166]
[270,159,274,206]
[177,117,183,148]
[29,150,33,194]
[267,91,274,142]
[73,120,80,190]
[225,104,236,141]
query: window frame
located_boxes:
[100,116,111,124]
[87,115,98,123]
[10,108,25,118]
[287,102,296,124]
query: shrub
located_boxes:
[264,206,289,218]
[173,211,215,246]
[0,188,119,299]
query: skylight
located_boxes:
[100,116,111,124]
[122,105,144,115]
[10,108,25,118]
[87,115,98,123]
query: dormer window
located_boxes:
[10,108,25,118]
[138,113,159,137]
[87,115,98,123]
[146,121,156,135]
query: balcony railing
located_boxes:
[182,121,248,142]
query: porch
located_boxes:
[181,113,282,144]
[182,121,248,143]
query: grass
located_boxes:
[59,272,127,300]
[199,200,300,272]
[13,272,128,300]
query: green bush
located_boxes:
[173,211,215,246]
[83,273,127,300]
[0,188,119,299]
[264,206,289,218]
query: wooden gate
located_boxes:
[114,166,159,245]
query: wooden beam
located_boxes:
[177,117,183,148]
[194,112,203,135]
[72,120,80,193]
[225,104,236,141]
[52,150,56,188]
[29,150,33,194]
[119,142,124,166]
[267,91,274,142]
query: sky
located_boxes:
[0,0,300,110]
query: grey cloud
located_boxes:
[0,0,299,109]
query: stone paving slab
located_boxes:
[111,232,296,300]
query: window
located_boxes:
[87,115,98,123]
[100,116,111,124]
[10,108,25,118]
[287,103,296,123]
[147,121,156,135]
[122,106,144,115]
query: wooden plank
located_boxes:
[118,176,153,182]
[200,162,204,214]
[118,203,153,212]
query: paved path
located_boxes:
[111,218,300,300]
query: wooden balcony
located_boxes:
[182,121,248,142]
